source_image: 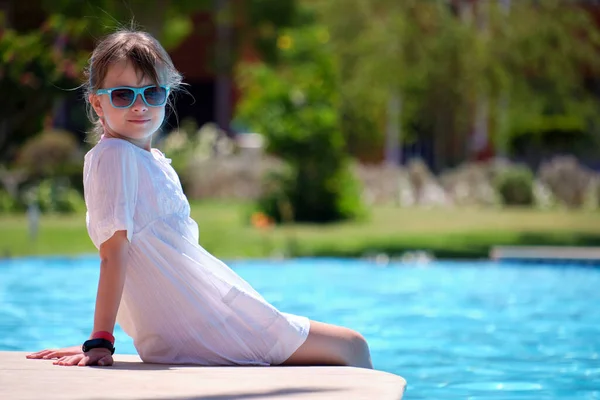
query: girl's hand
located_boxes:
[26,345,83,360]
[53,348,113,367]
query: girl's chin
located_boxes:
[122,123,157,134]
[110,130,154,141]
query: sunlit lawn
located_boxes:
[1,200,599,259]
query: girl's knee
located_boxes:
[348,330,369,350]
[343,329,372,368]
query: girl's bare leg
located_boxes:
[279,320,373,369]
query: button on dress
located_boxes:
[83,137,310,365]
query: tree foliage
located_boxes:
[0,14,85,160]
[236,24,364,223]
[313,0,600,168]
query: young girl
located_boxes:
[26,29,373,369]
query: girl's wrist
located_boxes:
[82,338,116,355]
[90,331,115,345]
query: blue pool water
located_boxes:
[1,256,599,399]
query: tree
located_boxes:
[313,0,600,170]
[491,0,600,162]
[0,14,85,161]
[236,24,364,223]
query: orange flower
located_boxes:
[251,212,274,230]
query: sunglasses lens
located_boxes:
[111,89,135,107]
[143,86,167,106]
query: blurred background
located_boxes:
[2,0,600,260]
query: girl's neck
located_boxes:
[102,130,152,152]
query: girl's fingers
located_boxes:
[52,356,66,365]
[71,355,85,366]
[59,357,72,366]
[54,355,79,366]
[43,351,59,359]
[26,349,53,359]
[49,352,111,367]
[27,346,83,360]
[97,355,113,366]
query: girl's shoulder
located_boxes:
[84,138,141,173]
[85,138,138,160]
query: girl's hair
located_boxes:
[83,29,183,141]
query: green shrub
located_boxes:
[22,178,85,214]
[16,129,82,178]
[538,156,594,209]
[439,162,500,207]
[0,189,23,214]
[256,161,364,223]
[255,167,296,223]
[494,165,534,206]
[236,25,365,223]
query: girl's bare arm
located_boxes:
[92,230,130,335]
[26,230,129,366]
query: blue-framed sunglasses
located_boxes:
[96,85,170,109]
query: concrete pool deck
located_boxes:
[0,351,406,400]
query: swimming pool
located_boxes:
[1,256,599,399]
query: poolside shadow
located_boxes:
[106,361,291,371]
[101,360,176,370]
[124,387,342,400]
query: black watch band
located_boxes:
[82,338,115,355]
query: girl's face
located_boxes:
[90,60,166,144]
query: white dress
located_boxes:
[83,137,310,365]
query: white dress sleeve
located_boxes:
[84,142,138,248]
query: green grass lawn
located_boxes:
[1,200,600,259]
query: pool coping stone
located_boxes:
[0,351,406,400]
